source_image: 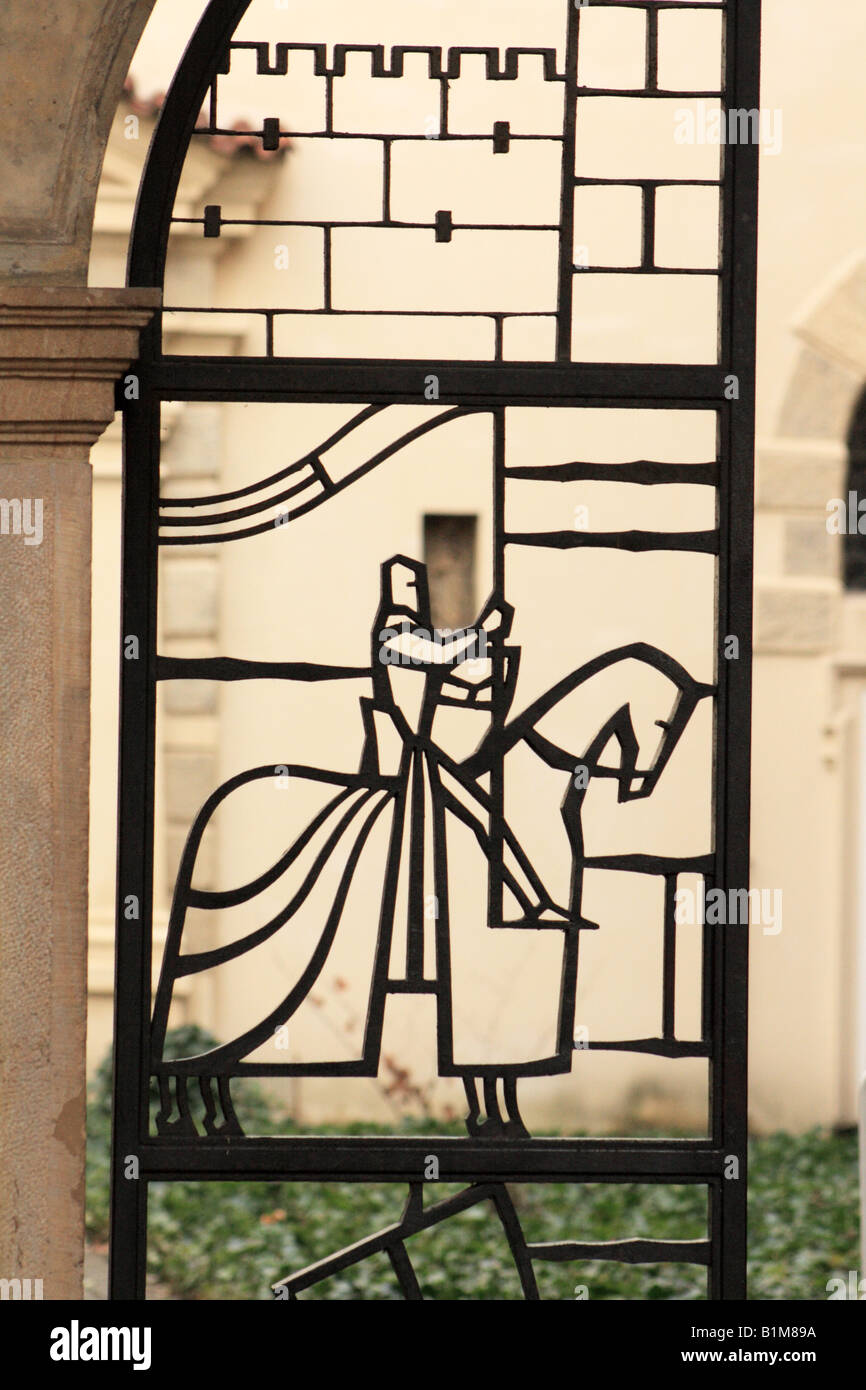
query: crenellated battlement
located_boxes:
[229,42,564,83]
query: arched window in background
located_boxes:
[845,386,866,590]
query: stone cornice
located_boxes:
[0,287,161,461]
[0,286,161,355]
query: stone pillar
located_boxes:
[0,287,159,1299]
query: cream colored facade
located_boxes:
[82,0,866,1138]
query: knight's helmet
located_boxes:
[379,556,431,630]
[368,555,427,702]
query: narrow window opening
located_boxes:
[423,514,478,630]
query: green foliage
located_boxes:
[747,1128,861,1300]
[87,1034,860,1300]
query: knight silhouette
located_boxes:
[151,556,712,1138]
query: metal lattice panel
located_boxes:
[110,0,760,1300]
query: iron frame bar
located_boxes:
[128,1139,728,1181]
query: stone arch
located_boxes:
[0,0,159,284]
[777,251,866,445]
[754,254,866,658]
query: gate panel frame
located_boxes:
[109,0,761,1301]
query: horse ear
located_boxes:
[605,705,641,801]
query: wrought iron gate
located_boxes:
[110,0,760,1300]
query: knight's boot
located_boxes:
[463,1076,529,1138]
